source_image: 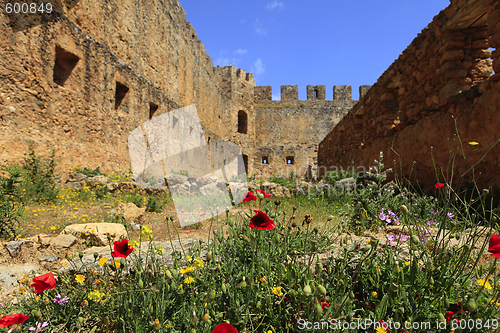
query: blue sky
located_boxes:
[180,0,450,100]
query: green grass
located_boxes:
[1,136,500,332]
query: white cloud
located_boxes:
[266,0,284,9]
[214,57,239,67]
[235,49,248,55]
[219,49,228,55]
[253,58,265,75]
[254,19,267,35]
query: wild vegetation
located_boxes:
[0,139,499,332]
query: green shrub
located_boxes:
[146,196,164,213]
[21,141,60,204]
[0,165,24,239]
[73,166,103,177]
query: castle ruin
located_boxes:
[1,0,500,191]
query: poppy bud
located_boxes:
[400,205,408,215]
[154,318,161,330]
[203,313,210,323]
[438,313,445,322]
[149,304,153,314]
[103,316,110,326]
[34,310,42,319]
[303,284,312,296]
[120,257,126,266]
[138,279,144,288]
[221,283,227,294]
[274,200,281,206]
[78,317,85,324]
[411,235,420,245]
[206,251,212,261]
[361,245,371,253]
[257,192,264,200]
[191,311,199,325]
[429,277,434,286]
[208,290,216,301]
[165,269,173,279]
[94,252,99,260]
[317,284,327,296]
[79,252,84,259]
[238,279,247,288]
[315,302,323,315]
[466,298,477,312]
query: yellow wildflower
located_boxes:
[477,279,493,290]
[371,291,378,298]
[186,255,193,262]
[179,284,183,290]
[140,225,153,239]
[88,290,106,302]
[184,276,195,284]
[155,246,165,254]
[193,257,204,270]
[98,257,108,266]
[180,266,194,274]
[260,276,267,283]
[468,141,479,146]
[271,286,283,296]
[75,274,86,284]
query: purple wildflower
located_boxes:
[447,212,454,220]
[426,220,435,226]
[387,234,396,242]
[29,321,49,332]
[53,294,69,305]
[430,209,438,215]
[399,234,409,242]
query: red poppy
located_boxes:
[248,210,275,230]
[30,272,56,294]
[445,311,454,324]
[488,234,500,258]
[257,189,271,198]
[200,213,206,217]
[319,301,329,310]
[435,183,445,189]
[242,192,257,202]
[0,313,29,328]
[111,239,134,258]
[212,322,238,333]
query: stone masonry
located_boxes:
[318,0,500,192]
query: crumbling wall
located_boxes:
[319,0,500,191]
[0,0,233,179]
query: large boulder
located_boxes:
[166,174,188,186]
[86,175,109,187]
[67,173,87,182]
[62,222,127,246]
[108,203,146,224]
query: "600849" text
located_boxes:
[5,2,53,14]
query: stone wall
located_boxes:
[0,0,234,180]
[319,0,500,191]
[247,85,359,178]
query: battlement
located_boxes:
[254,85,372,103]
[215,65,255,84]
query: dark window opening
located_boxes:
[53,46,80,86]
[286,156,294,165]
[237,110,248,134]
[262,156,268,164]
[314,90,318,98]
[243,155,248,173]
[149,103,158,119]
[115,82,129,109]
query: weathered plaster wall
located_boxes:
[319,0,500,191]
